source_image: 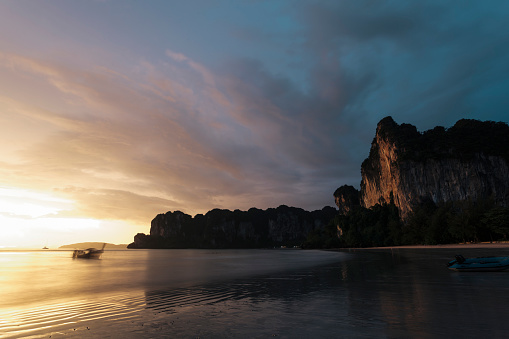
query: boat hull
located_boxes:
[73,250,103,259]
[447,256,509,272]
[72,244,105,259]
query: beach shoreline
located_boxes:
[335,242,509,250]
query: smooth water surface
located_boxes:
[2,247,509,338]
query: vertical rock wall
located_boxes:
[360,117,509,220]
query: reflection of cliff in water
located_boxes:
[141,249,348,289]
[144,262,343,314]
[142,248,509,338]
[338,249,509,338]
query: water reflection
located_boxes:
[0,250,151,308]
[142,249,347,289]
[143,261,352,338]
[337,249,509,338]
[142,248,509,338]
[145,268,338,312]
[3,248,509,338]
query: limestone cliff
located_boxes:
[333,185,360,215]
[128,205,337,249]
[360,117,509,219]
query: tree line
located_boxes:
[303,198,509,248]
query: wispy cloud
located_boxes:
[0,48,348,223]
[1,0,508,240]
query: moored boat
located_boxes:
[72,243,106,259]
[447,254,509,272]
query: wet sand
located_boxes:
[3,296,297,339]
[4,247,509,338]
[0,249,347,339]
[347,242,509,250]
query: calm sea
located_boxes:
[2,247,509,338]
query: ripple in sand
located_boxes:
[0,292,146,338]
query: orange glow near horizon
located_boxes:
[0,187,73,217]
[0,186,142,249]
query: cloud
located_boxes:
[287,1,509,129]
[1,0,509,228]
[1,48,347,221]
[54,187,179,224]
[165,50,188,63]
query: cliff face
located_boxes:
[129,205,337,249]
[360,117,509,219]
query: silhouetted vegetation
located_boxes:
[404,198,509,245]
[303,201,403,248]
[302,197,509,248]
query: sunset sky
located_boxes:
[1,1,508,248]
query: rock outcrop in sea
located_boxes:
[339,116,509,220]
[128,205,337,249]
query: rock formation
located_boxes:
[333,185,360,215]
[128,205,337,249]
[130,116,509,249]
[359,116,509,219]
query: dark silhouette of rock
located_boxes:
[131,116,509,249]
[333,185,360,215]
[128,205,337,249]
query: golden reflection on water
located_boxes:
[0,250,153,338]
[4,248,509,338]
[0,250,150,308]
[0,292,147,339]
[0,249,349,338]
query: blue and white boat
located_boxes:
[447,254,509,272]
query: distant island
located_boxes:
[129,117,509,249]
[59,242,127,249]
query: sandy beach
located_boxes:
[345,242,509,250]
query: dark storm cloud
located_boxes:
[210,0,509,209]
[2,0,509,221]
[269,1,508,125]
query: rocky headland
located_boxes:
[128,205,337,249]
[335,116,509,220]
[130,117,509,249]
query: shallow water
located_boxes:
[2,247,509,338]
